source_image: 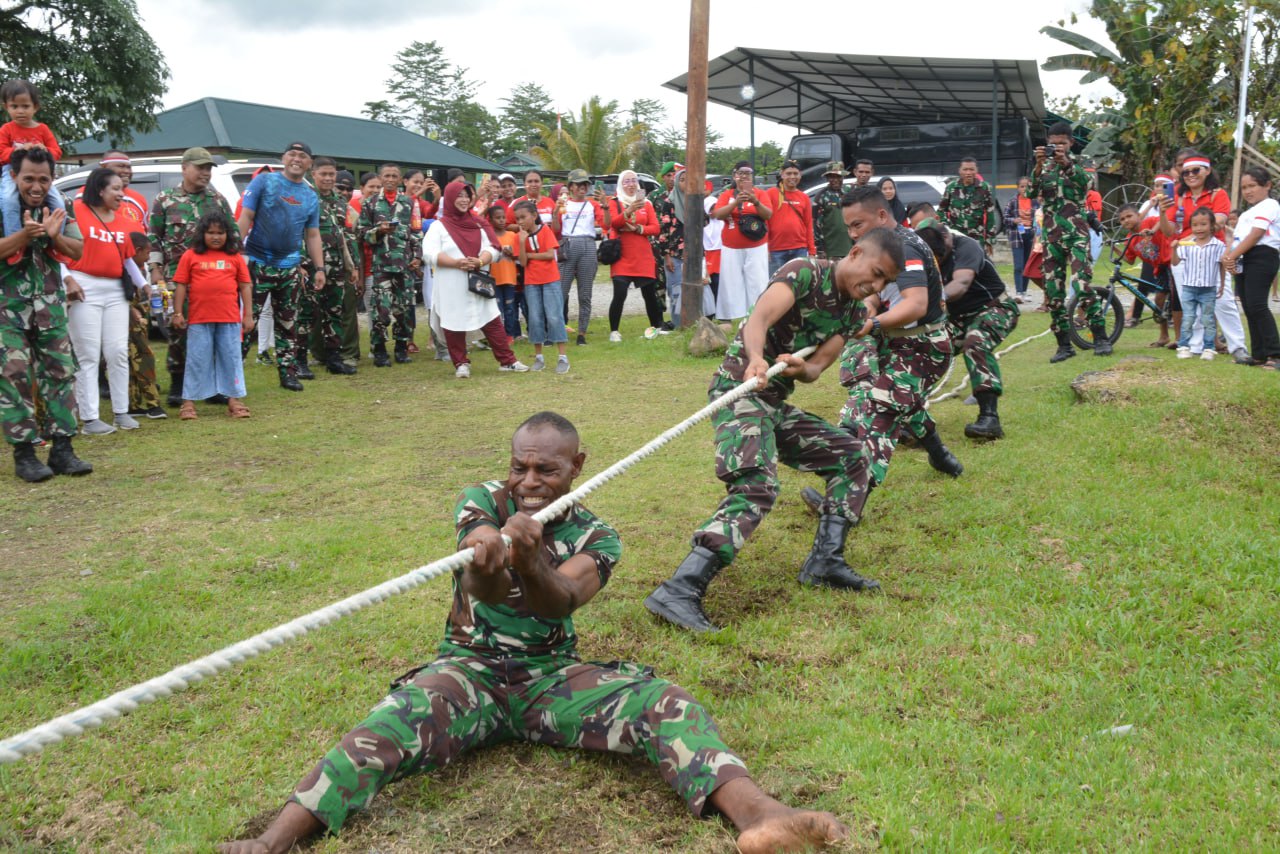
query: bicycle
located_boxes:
[1066,238,1172,350]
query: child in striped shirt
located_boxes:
[1171,207,1225,360]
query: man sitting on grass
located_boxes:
[221,411,848,854]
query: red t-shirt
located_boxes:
[716,188,770,250]
[1166,187,1231,239]
[521,224,560,285]
[0,121,61,166]
[763,187,815,253]
[1085,189,1103,216]
[606,198,658,278]
[68,200,143,278]
[1123,215,1173,271]
[511,195,555,228]
[174,249,251,324]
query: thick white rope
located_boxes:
[926,326,1053,407]
[0,346,816,765]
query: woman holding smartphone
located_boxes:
[713,160,773,321]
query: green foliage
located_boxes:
[529,97,646,173]
[495,83,556,157]
[0,0,169,147]
[706,140,784,177]
[1043,0,1280,182]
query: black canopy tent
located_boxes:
[664,48,1047,176]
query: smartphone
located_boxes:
[1163,183,1175,200]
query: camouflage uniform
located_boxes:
[1,209,81,445]
[1028,158,1102,335]
[301,190,357,356]
[837,227,952,490]
[359,192,420,349]
[692,259,869,565]
[147,185,237,381]
[127,292,161,411]
[937,178,1000,252]
[812,185,853,260]
[288,480,749,833]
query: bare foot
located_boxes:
[736,805,850,853]
[219,803,322,854]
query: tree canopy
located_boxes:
[0,0,169,147]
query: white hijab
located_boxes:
[616,169,643,206]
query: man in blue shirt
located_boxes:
[237,142,324,391]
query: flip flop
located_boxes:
[1166,342,1178,350]
[1147,340,1168,348]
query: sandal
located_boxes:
[227,398,251,418]
[1258,360,1280,371]
[179,401,197,420]
[1124,319,1138,328]
[1148,340,1169,348]
[1166,342,1178,350]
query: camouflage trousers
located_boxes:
[288,653,749,833]
[298,266,347,356]
[247,262,303,375]
[1,294,79,445]
[837,327,952,491]
[692,375,867,565]
[127,302,161,411]
[1043,237,1103,336]
[369,272,410,347]
[948,298,1019,397]
[165,326,186,377]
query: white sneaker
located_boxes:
[531,355,546,371]
[609,331,622,343]
[113,413,141,430]
[1200,350,1215,361]
[81,418,116,435]
[499,360,530,372]
[555,356,570,374]
[1176,348,1193,359]
[455,364,471,379]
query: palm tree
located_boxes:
[530,97,647,173]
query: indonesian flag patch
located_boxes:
[904,259,924,272]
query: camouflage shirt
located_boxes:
[718,258,866,406]
[1027,159,1090,237]
[148,185,237,280]
[656,194,684,258]
[938,178,999,248]
[316,190,357,274]
[442,480,622,662]
[359,191,422,275]
[812,186,852,259]
[1,205,81,300]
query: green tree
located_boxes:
[496,83,556,156]
[1042,0,1280,179]
[529,97,646,173]
[706,141,784,179]
[0,0,169,147]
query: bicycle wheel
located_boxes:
[1066,286,1124,349]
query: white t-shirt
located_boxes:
[560,200,599,238]
[703,196,724,251]
[1233,197,1280,252]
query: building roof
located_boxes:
[664,48,1046,134]
[66,97,507,172]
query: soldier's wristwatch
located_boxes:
[870,317,881,333]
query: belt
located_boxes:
[885,319,948,340]
[564,234,596,240]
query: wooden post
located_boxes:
[682,0,709,329]
[1230,3,1254,208]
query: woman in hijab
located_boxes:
[603,169,664,341]
[878,177,907,226]
[423,182,529,378]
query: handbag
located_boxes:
[597,198,623,264]
[738,213,767,242]
[467,269,496,299]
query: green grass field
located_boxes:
[2,303,1279,852]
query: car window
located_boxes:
[160,172,184,193]
[230,170,259,197]
[125,171,163,209]
[893,181,943,206]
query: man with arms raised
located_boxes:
[221,412,848,854]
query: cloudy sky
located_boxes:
[134,0,1113,149]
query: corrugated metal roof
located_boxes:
[67,97,507,171]
[665,48,1046,134]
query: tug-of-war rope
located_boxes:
[926,327,1053,407]
[2,323,1054,765]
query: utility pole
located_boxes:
[682,0,709,328]
[1231,2,1255,208]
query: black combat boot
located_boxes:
[1049,329,1076,363]
[279,368,304,392]
[47,436,92,476]
[167,371,184,407]
[964,391,1004,440]
[798,514,879,590]
[394,341,412,364]
[1091,324,1113,356]
[13,442,53,482]
[325,350,356,375]
[373,342,391,367]
[295,351,316,380]
[643,547,723,632]
[919,429,963,477]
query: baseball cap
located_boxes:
[498,172,517,183]
[823,161,848,177]
[283,141,313,157]
[335,169,354,186]
[567,168,590,184]
[181,147,215,166]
